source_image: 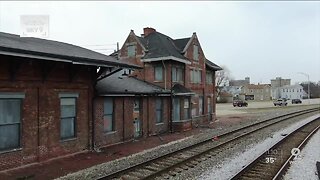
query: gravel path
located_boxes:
[58,105,319,180]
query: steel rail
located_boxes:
[272,123,320,180]
[98,107,319,180]
[229,117,320,180]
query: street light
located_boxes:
[298,72,310,104]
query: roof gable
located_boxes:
[182,33,197,53]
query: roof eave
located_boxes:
[98,92,171,97]
[0,47,141,69]
[173,92,195,96]
[182,33,196,53]
[142,56,191,64]
[206,64,223,71]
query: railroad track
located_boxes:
[230,116,320,180]
[98,108,320,180]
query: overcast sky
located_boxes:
[0,1,319,84]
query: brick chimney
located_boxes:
[143,27,156,37]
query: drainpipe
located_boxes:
[37,87,40,161]
[91,85,96,151]
[162,60,167,90]
[123,97,125,141]
[147,97,149,136]
[170,76,173,133]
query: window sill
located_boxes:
[192,114,207,118]
[104,131,117,135]
[60,137,77,143]
[0,147,22,155]
[154,81,164,83]
[172,119,192,123]
[156,122,164,125]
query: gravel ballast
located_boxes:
[58,105,319,180]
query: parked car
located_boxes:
[233,100,248,107]
[274,99,288,106]
[292,99,302,104]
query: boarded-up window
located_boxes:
[156,98,163,123]
[184,98,190,119]
[155,66,163,81]
[190,70,194,83]
[127,45,136,57]
[198,70,202,83]
[0,99,21,151]
[104,98,114,132]
[172,66,184,82]
[193,45,199,61]
[173,98,180,121]
[208,97,212,114]
[199,96,204,115]
[60,98,76,140]
[190,69,202,84]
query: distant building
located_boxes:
[280,84,306,99]
[229,77,250,86]
[271,77,291,99]
[241,84,271,101]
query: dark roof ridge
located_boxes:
[174,37,191,41]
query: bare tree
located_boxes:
[215,66,231,98]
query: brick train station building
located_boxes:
[0,28,221,170]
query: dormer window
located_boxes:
[127,45,136,57]
[193,45,199,61]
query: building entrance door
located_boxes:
[133,98,142,138]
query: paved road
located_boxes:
[216,98,320,116]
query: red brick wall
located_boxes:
[94,96,170,148]
[146,97,170,136]
[0,56,94,171]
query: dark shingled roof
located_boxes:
[0,32,140,68]
[172,83,194,96]
[96,71,170,95]
[140,32,189,61]
[173,38,190,52]
[150,33,222,71]
[136,36,147,48]
[206,59,223,71]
